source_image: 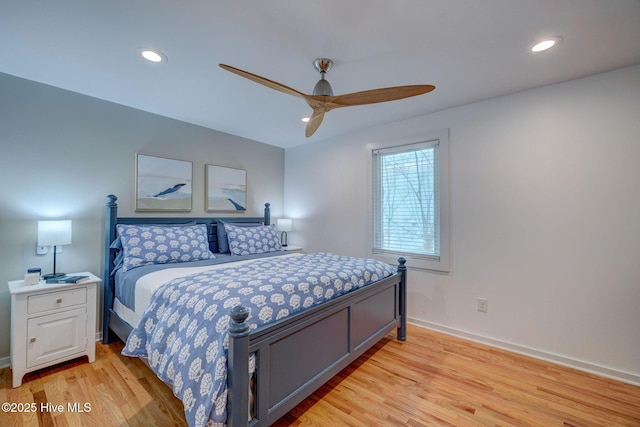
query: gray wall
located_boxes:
[0,73,285,362]
[284,65,640,384]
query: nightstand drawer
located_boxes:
[27,288,87,315]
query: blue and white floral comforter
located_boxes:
[122,252,396,427]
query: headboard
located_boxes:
[101,194,271,342]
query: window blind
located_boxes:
[372,139,440,259]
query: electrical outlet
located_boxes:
[477,297,488,313]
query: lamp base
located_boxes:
[43,272,65,280]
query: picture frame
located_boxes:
[135,154,193,211]
[205,164,247,212]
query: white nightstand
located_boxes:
[8,272,100,388]
[282,245,302,253]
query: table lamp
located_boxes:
[276,218,292,247]
[38,220,72,279]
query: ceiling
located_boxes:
[2,1,639,149]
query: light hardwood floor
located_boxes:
[1,325,638,426]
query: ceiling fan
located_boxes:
[219,59,435,137]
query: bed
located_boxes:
[101,195,407,427]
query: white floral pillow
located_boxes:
[116,224,214,271]
[224,223,282,256]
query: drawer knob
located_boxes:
[30,338,36,343]
[56,298,63,303]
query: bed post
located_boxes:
[264,202,271,225]
[102,195,118,344]
[228,305,250,427]
[397,257,407,341]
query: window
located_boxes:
[370,130,449,272]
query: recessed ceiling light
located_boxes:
[531,37,562,53]
[301,117,310,123]
[141,49,166,63]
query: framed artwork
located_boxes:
[135,154,192,211]
[206,165,247,212]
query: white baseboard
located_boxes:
[410,318,640,387]
[0,355,10,369]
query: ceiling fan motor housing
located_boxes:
[313,78,333,96]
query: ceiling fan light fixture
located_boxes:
[531,36,562,53]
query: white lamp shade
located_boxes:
[276,218,292,232]
[38,220,72,246]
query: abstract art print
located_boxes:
[135,154,192,211]
[206,165,247,212]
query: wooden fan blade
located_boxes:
[219,64,307,100]
[305,109,325,137]
[329,85,435,107]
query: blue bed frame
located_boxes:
[102,195,407,426]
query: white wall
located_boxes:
[285,65,640,384]
[0,73,285,361]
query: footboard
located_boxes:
[228,258,407,426]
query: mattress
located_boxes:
[113,253,302,328]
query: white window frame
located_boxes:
[366,128,450,272]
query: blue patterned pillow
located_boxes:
[224,223,282,256]
[216,221,263,253]
[116,224,214,271]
